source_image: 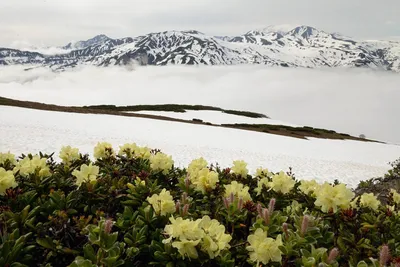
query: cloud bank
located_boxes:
[0,65,399,144]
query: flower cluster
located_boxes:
[163,215,232,259]
[187,158,208,179]
[298,179,320,195]
[147,189,176,216]
[246,228,283,265]
[59,146,80,166]
[0,167,17,195]
[231,160,249,177]
[118,143,151,159]
[93,142,115,159]
[269,171,295,194]
[13,155,50,178]
[149,152,174,174]
[359,193,380,211]
[314,182,354,213]
[0,152,16,165]
[72,163,99,187]
[224,181,252,202]
[255,171,295,195]
[255,167,272,178]
[187,158,219,194]
[390,189,400,204]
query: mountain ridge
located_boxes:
[1,25,399,72]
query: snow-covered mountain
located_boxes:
[62,34,112,50]
[1,25,400,72]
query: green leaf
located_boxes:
[300,249,311,258]
[83,244,96,262]
[357,261,368,267]
[68,257,95,267]
[36,237,56,250]
[10,263,29,267]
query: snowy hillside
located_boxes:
[1,25,400,72]
[1,106,400,188]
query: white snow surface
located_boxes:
[1,106,399,188]
[126,110,298,126]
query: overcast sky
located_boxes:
[0,0,398,47]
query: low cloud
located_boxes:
[7,40,72,55]
[0,65,399,144]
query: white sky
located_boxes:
[0,0,399,47]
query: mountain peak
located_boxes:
[63,34,112,50]
[246,24,296,37]
[289,26,320,38]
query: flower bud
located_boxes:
[184,176,190,190]
[181,192,188,204]
[300,215,309,236]
[282,223,289,239]
[182,204,189,216]
[229,192,235,204]
[237,197,243,211]
[256,203,262,216]
[379,244,390,267]
[223,197,230,209]
[327,248,339,264]
[175,200,181,213]
[268,198,276,214]
[127,183,135,191]
[262,208,270,224]
[104,219,113,234]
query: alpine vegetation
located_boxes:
[1,144,400,266]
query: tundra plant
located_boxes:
[0,144,400,266]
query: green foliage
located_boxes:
[1,148,400,266]
[83,104,268,118]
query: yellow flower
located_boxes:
[150,153,174,175]
[59,146,80,165]
[246,228,283,265]
[269,171,295,194]
[135,146,151,159]
[299,179,320,195]
[72,163,99,187]
[224,181,252,202]
[334,183,355,209]
[0,167,18,195]
[147,189,176,216]
[172,239,200,259]
[14,155,51,178]
[390,189,400,204]
[199,216,231,258]
[192,168,219,194]
[187,158,208,180]
[231,160,249,177]
[118,143,139,157]
[255,177,269,196]
[164,216,231,260]
[360,193,380,211]
[93,142,114,159]
[0,152,16,165]
[164,217,204,242]
[314,182,354,213]
[255,167,272,178]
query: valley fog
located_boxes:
[0,65,399,144]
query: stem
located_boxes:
[231,241,248,248]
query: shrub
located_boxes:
[1,145,400,266]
